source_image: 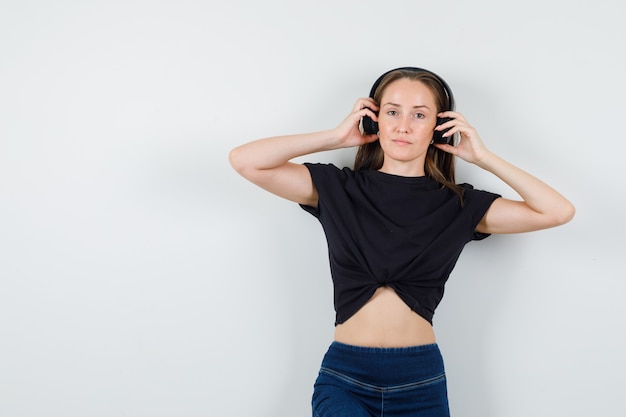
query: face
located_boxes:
[377,78,438,171]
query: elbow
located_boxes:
[563,201,576,224]
[228,146,246,175]
[229,146,261,182]
[552,200,576,227]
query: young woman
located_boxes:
[229,67,575,417]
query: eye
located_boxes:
[386,110,398,116]
[412,112,425,119]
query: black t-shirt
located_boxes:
[300,163,501,325]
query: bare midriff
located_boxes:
[333,286,436,348]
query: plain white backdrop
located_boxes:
[1,0,624,416]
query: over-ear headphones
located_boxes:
[362,67,456,144]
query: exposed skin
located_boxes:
[229,78,575,347]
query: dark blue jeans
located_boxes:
[312,342,450,417]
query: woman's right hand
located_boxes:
[331,98,379,148]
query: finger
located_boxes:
[356,107,378,123]
[438,110,466,122]
[435,118,466,132]
[356,98,378,112]
[441,126,466,140]
[354,98,374,112]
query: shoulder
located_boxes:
[299,163,357,217]
[304,162,351,175]
[456,183,502,239]
[303,162,357,184]
[459,182,501,203]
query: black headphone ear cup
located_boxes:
[433,116,454,144]
[362,115,378,135]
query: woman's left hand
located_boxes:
[432,111,489,165]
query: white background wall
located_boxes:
[1,1,624,416]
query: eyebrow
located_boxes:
[382,102,432,110]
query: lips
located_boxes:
[392,139,411,145]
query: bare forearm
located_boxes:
[227,98,378,205]
[229,129,342,172]
[477,151,575,222]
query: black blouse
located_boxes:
[300,163,501,325]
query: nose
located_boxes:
[397,115,411,133]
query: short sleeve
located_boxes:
[298,163,346,218]
[459,183,501,241]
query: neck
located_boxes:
[378,159,426,177]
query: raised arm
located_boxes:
[435,111,575,234]
[228,98,379,207]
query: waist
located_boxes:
[333,286,436,348]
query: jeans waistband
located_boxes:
[329,341,440,355]
[320,341,445,387]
